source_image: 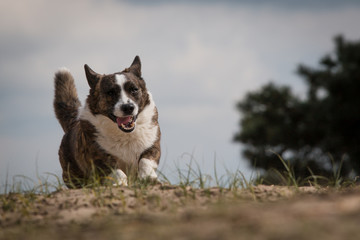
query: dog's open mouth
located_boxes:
[116,115,136,133]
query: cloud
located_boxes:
[123,0,360,11]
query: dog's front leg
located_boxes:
[138,158,158,180]
[110,169,128,186]
[138,144,160,181]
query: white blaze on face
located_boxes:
[114,74,139,117]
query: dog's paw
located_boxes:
[138,158,158,181]
[109,169,128,187]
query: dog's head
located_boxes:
[84,56,150,133]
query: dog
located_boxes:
[53,56,161,188]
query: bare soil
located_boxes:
[1,184,360,240]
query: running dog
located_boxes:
[54,56,161,188]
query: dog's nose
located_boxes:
[121,103,135,115]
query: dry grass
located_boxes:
[1,161,360,240]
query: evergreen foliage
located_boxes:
[234,35,360,183]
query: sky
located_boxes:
[1,0,360,187]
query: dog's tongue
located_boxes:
[116,116,132,126]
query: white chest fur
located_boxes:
[78,93,159,168]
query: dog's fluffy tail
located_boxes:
[54,68,81,133]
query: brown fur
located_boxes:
[54,70,81,133]
[54,57,160,188]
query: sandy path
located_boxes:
[1,184,360,239]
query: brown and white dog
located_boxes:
[54,56,161,188]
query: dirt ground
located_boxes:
[1,184,360,240]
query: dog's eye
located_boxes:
[107,89,117,97]
[130,87,139,94]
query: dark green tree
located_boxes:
[234,35,360,184]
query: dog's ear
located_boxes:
[129,56,141,78]
[84,64,99,89]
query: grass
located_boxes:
[1,173,63,195]
[269,150,299,187]
[1,153,358,196]
[257,150,359,188]
[1,153,359,216]
[0,173,63,215]
[0,156,250,217]
[1,155,360,240]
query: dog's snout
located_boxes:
[121,103,135,115]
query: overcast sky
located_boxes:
[1,0,360,187]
